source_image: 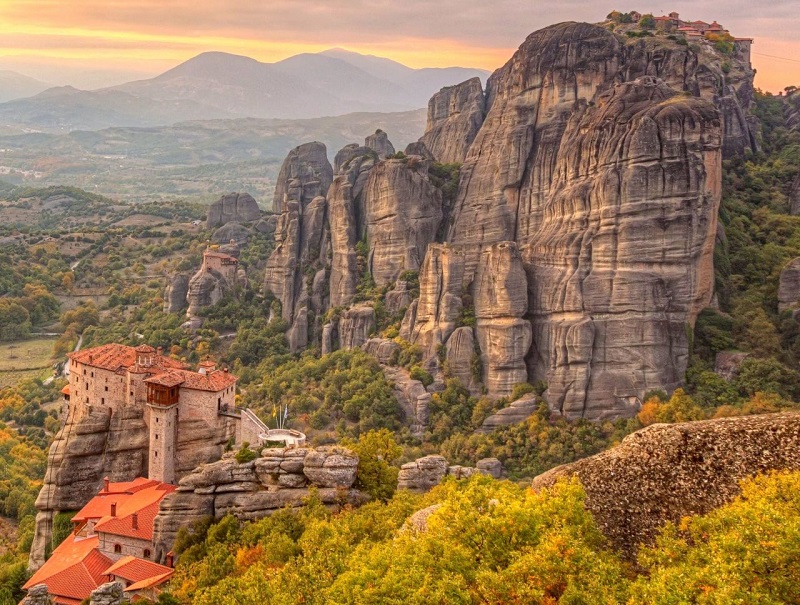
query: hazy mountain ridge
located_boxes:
[0,50,488,131]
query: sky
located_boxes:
[0,0,798,91]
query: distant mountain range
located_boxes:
[0,70,51,103]
[0,50,489,132]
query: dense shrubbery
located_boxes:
[160,471,800,604]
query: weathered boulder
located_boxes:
[89,582,128,605]
[778,257,800,312]
[338,306,376,350]
[397,455,449,492]
[476,457,503,479]
[207,192,260,228]
[163,273,190,313]
[477,393,540,433]
[531,412,800,557]
[364,129,395,159]
[419,77,485,164]
[362,338,400,365]
[302,446,359,488]
[272,142,333,213]
[21,585,52,605]
[363,157,443,286]
[321,322,337,355]
[714,351,750,381]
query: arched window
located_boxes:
[143,548,151,559]
[114,544,122,554]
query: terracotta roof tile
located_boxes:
[124,570,174,592]
[103,556,173,584]
[69,344,185,373]
[23,535,113,600]
[144,372,185,388]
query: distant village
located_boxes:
[607,11,753,61]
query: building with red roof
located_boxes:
[66,343,240,483]
[23,479,176,604]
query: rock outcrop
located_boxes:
[337,306,376,350]
[714,351,750,381]
[265,144,333,350]
[29,405,236,570]
[363,157,443,286]
[778,257,800,312]
[383,366,429,434]
[531,412,800,557]
[163,273,190,313]
[477,393,540,433]
[364,129,395,159]
[187,264,241,318]
[272,142,333,213]
[207,192,261,228]
[89,582,128,605]
[152,446,366,559]
[397,455,499,492]
[418,77,485,164]
[21,585,52,605]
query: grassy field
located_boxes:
[0,337,56,388]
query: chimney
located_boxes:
[132,513,138,530]
[165,551,175,568]
[103,477,110,492]
[157,346,163,356]
[223,367,228,373]
[110,502,117,517]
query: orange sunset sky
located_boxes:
[0,0,797,92]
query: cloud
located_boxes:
[0,0,797,90]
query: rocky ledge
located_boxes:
[531,412,800,557]
[151,445,367,561]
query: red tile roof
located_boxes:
[103,556,173,584]
[23,535,113,601]
[203,250,237,261]
[69,344,186,373]
[90,484,176,542]
[72,479,163,523]
[144,371,185,388]
[124,570,174,592]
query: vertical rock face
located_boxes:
[444,326,476,390]
[401,244,466,354]
[265,144,333,350]
[526,78,720,419]
[272,142,333,213]
[364,129,395,159]
[363,157,443,286]
[337,306,376,350]
[778,257,800,312]
[163,273,190,313]
[474,242,531,398]
[206,192,261,228]
[329,151,377,308]
[418,77,485,164]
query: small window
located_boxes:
[83,369,86,376]
[105,386,108,392]
[130,391,134,397]
[91,372,94,378]
[154,450,158,457]
[101,398,105,405]
[114,544,122,554]
[156,417,159,424]
[143,548,151,559]
[155,433,159,440]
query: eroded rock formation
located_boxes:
[531,412,800,557]
[152,446,365,559]
[363,157,443,286]
[272,142,333,213]
[477,393,541,433]
[418,77,485,164]
[365,129,395,159]
[207,192,261,228]
[163,273,190,313]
